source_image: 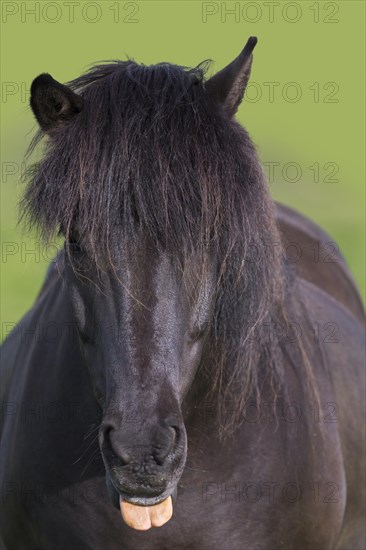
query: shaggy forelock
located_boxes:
[23,60,266,258]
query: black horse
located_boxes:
[1,38,365,549]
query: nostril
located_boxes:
[109,430,133,465]
[100,422,132,465]
[99,420,115,447]
[169,425,180,450]
[153,425,178,465]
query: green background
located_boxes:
[1,0,365,339]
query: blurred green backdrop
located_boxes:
[1,0,365,339]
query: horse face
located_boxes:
[27,37,260,529]
[64,230,214,513]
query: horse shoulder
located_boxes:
[296,278,365,549]
[277,203,365,323]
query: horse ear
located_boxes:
[205,37,257,116]
[30,73,84,131]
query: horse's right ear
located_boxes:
[30,73,84,131]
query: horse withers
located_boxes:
[1,38,365,549]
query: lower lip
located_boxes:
[117,488,171,507]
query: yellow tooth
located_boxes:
[120,496,173,531]
[149,496,173,527]
[120,499,151,530]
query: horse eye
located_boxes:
[67,238,83,254]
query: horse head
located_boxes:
[26,37,283,529]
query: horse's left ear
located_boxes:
[30,73,84,131]
[205,37,257,116]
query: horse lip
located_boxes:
[116,482,176,506]
[118,490,171,507]
[106,473,178,508]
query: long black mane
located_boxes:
[22,60,301,435]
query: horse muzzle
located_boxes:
[100,415,187,530]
